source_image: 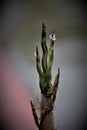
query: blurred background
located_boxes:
[0,0,86,130]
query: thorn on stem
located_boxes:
[36,46,39,56]
[42,22,46,39]
[30,100,40,128]
[58,68,60,77]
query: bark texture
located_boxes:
[40,95,54,130]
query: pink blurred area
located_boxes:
[0,46,38,130]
